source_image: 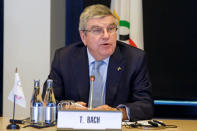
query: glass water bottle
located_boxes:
[30,80,44,124]
[43,79,56,124]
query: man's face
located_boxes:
[80,15,117,60]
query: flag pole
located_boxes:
[7,95,20,129]
[7,68,20,129]
[12,68,17,123]
[12,95,16,124]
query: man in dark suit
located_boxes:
[42,4,153,121]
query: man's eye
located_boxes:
[108,27,114,31]
[92,28,103,33]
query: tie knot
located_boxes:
[94,61,103,70]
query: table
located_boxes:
[1,117,197,131]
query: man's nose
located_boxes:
[102,28,110,38]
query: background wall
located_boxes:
[143,0,197,118]
[3,0,65,117]
[143,0,197,101]
[51,0,65,63]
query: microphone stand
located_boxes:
[7,95,20,129]
[88,76,95,110]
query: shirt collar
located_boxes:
[87,48,110,65]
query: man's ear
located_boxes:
[80,31,87,46]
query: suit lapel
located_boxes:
[72,44,90,103]
[106,45,125,106]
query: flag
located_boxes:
[8,70,26,108]
[111,0,144,49]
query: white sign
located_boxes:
[57,110,122,130]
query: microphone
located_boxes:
[88,75,95,110]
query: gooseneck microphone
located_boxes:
[88,75,95,110]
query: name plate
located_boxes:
[57,110,122,130]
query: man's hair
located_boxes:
[79,4,115,31]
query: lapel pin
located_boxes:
[117,67,121,71]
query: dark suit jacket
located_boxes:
[42,41,153,121]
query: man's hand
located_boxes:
[117,107,129,120]
[93,105,117,111]
[63,101,88,110]
[93,105,129,120]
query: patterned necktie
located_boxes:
[91,60,104,108]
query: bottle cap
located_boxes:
[34,80,40,87]
[47,79,53,88]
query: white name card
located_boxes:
[57,110,122,130]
